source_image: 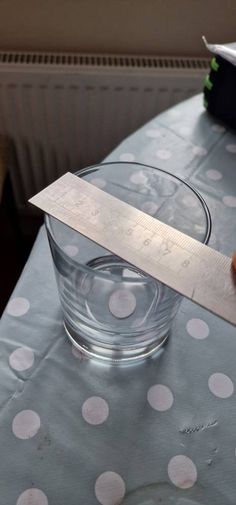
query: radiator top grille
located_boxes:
[0,51,210,70]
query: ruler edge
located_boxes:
[29,172,230,262]
[28,172,236,327]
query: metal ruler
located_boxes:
[29,172,236,326]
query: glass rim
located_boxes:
[45,161,212,282]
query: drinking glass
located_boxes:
[45,162,211,363]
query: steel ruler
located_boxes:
[29,172,236,326]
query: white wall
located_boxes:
[0,0,235,56]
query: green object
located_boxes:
[203,54,236,129]
[211,57,219,71]
[204,74,213,91]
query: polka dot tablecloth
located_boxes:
[1,94,236,505]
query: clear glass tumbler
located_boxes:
[45,162,211,363]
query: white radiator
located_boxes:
[0,51,210,212]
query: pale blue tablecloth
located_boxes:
[1,94,236,505]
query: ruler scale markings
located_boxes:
[29,172,236,326]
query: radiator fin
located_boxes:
[0,52,209,212]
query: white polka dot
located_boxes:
[129,171,148,184]
[208,373,234,398]
[147,384,174,411]
[95,472,125,505]
[186,319,209,339]
[145,128,162,138]
[206,169,222,181]
[108,289,136,319]
[222,195,236,208]
[16,488,48,505]
[226,144,236,153]
[168,455,197,489]
[192,145,207,156]
[182,195,197,207]
[91,178,106,189]
[7,297,30,317]
[82,396,109,425]
[63,244,79,257]
[141,201,158,215]
[156,149,172,160]
[212,124,225,133]
[9,347,34,371]
[179,126,191,136]
[12,410,41,439]
[119,152,135,162]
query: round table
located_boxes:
[1,94,236,505]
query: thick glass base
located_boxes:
[65,321,169,364]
